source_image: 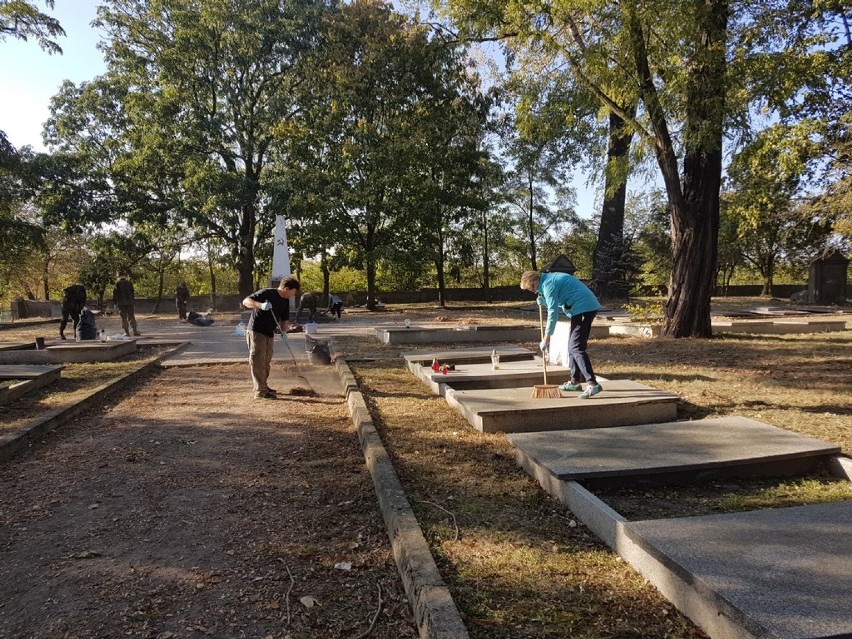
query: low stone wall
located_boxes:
[11,282,842,320]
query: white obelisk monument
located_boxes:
[271,215,291,287]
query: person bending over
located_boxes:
[520,270,602,398]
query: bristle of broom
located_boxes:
[531,384,562,399]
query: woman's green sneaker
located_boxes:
[578,384,602,399]
[558,381,582,391]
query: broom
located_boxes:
[270,304,316,396]
[531,299,562,399]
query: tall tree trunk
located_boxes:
[527,172,537,271]
[592,105,637,299]
[627,0,727,338]
[321,254,330,309]
[481,207,491,302]
[366,252,377,311]
[206,244,218,310]
[762,255,775,296]
[153,267,165,314]
[237,201,257,299]
[662,1,727,337]
[436,224,447,308]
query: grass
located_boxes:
[334,302,851,639]
[0,348,167,433]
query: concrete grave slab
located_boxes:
[606,323,662,338]
[507,417,841,489]
[624,501,852,639]
[0,342,35,352]
[402,346,534,375]
[0,365,64,405]
[0,340,137,364]
[712,319,847,334]
[412,357,572,397]
[377,324,540,345]
[747,306,811,316]
[445,380,678,433]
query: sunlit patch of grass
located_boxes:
[595,474,852,521]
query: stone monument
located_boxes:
[270,215,292,288]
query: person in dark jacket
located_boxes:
[328,293,343,320]
[112,272,140,337]
[59,283,88,340]
[296,291,317,323]
[175,281,190,321]
[241,276,299,399]
[59,284,86,339]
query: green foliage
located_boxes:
[724,122,833,292]
[0,0,65,54]
[624,299,664,322]
[278,0,492,307]
[296,260,366,294]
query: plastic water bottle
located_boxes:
[100,329,106,342]
[491,349,500,370]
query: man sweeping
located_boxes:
[520,270,602,399]
[241,276,300,400]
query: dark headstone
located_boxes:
[807,250,848,303]
[542,254,576,275]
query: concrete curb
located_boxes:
[334,355,470,639]
[0,344,187,464]
[829,454,852,481]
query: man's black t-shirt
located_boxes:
[246,288,289,337]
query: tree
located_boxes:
[47,0,332,299]
[406,60,492,307]
[724,123,832,295]
[0,0,64,54]
[437,0,849,335]
[592,104,638,300]
[283,0,488,308]
[436,0,727,335]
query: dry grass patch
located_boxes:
[0,349,167,434]
[346,351,705,639]
[336,316,850,638]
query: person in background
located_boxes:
[241,276,300,400]
[520,270,602,399]
[59,282,89,340]
[113,272,141,337]
[328,293,343,320]
[175,281,190,321]
[296,291,317,323]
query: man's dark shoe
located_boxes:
[59,335,67,340]
[253,390,276,400]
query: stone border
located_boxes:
[333,355,470,639]
[0,343,188,464]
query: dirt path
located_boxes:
[0,363,415,639]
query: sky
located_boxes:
[0,1,106,151]
[0,0,602,214]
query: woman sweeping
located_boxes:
[520,270,603,399]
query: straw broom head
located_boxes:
[531,301,562,398]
